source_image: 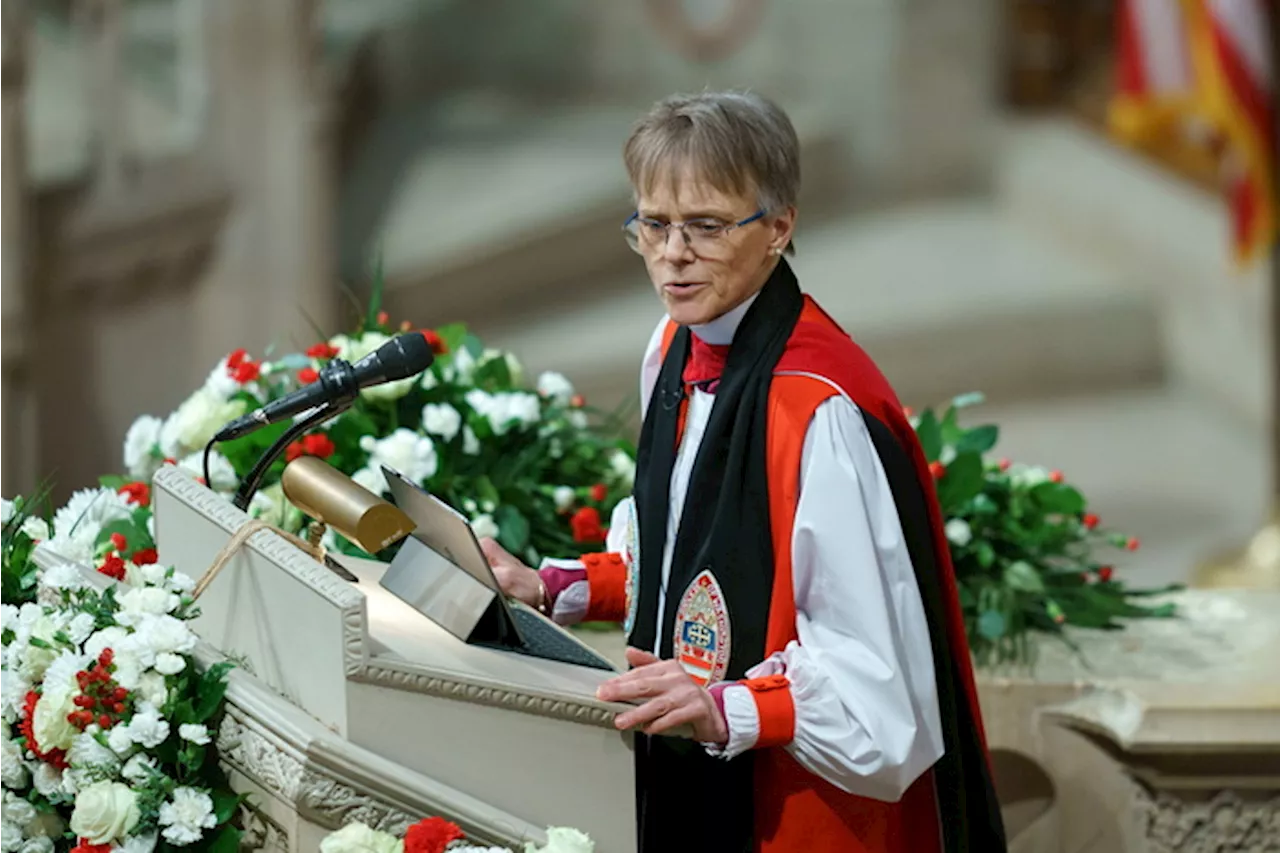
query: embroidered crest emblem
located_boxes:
[623,499,641,635]
[673,569,731,686]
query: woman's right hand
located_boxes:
[478,536,544,609]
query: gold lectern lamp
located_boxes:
[280,457,417,576]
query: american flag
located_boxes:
[1111,0,1275,265]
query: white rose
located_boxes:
[526,826,595,853]
[159,389,247,459]
[69,781,140,845]
[536,371,575,405]
[552,487,575,511]
[471,514,500,540]
[421,404,462,442]
[945,519,973,547]
[123,415,164,482]
[333,333,416,403]
[31,689,79,753]
[319,822,403,853]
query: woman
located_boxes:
[480,90,1005,853]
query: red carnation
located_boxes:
[404,817,465,853]
[226,349,248,370]
[98,554,127,581]
[117,481,151,508]
[1049,470,1064,484]
[109,532,128,553]
[306,342,341,359]
[302,433,336,459]
[233,360,261,384]
[928,461,946,480]
[377,311,390,326]
[1082,513,1100,530]
[1097,566,1114,582]
[421,329,447,355]
[131,548,158,566]
[590,483,608,503]
[570,507,606,543]
[298,366,320,384]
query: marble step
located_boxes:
[476,199,1164,417]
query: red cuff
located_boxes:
[582,552,627,623]
[740,675,795,749]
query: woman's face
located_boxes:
[634,172,795,327]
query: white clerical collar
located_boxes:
[690,291,760,345]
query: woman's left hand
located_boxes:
[596,647,729,744]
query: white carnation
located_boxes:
[120,753,157,784]
[462,427,481,456]
[153,653,186,676]
[202,356,246,401]
[358,429,437,489]
[567,410,588,430]
[83,627,129,663]
[123,415,164,481]
[47,488,133,567]
[609,451,635,486]
[30,764,64,799]
[18,837,53,853]
[421,403,462,442]
[553,486,575,511]
[526,826,595,853]
[119,703,169,750]
[350,466,388,498]
[66,613,96,646]
[471,514,499,540]
[116,587,181,626]
[37,563,86,593]
[177,451,238,492]
[67,732,122,782]
[178,723,210,745]
[135,672,168,709]
[466,390,541,436]
[536,371,575,405]
[1,796,35,834]
[945,519,973,547]
[0,499,11,525]
[158,787,217,846]
[19,517,49,542]
[1009,464,1051,488]
[1,821,20,853]
[1,737,28,789]
[319,822,401,853]
[451,348,478,383]
[117,832,158,853]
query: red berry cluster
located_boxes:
[67,649,130,731]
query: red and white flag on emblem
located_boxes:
[1111,0,1275,266]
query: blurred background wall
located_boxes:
[2,0,1272,590]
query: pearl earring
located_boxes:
[771,247,782,256]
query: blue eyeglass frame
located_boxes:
[622,208,767,243]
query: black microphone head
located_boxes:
[353,332,435,385]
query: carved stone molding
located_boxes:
[1136,790,1280,852]
[350,662,617,729]
[238,803,290,853]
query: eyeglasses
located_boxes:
[622,209,766,255]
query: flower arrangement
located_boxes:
[2,495,241,852]
[107,305,633,569]
[912,393,1178,667]
[319,816,593,853]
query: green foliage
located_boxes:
[919,392,1180,668]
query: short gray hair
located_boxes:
[623,90,801,218]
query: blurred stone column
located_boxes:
[1,1,38,497]
[196,0,338,364]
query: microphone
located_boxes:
[214,332,434,443]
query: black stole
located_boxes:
[629,260,804,852]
